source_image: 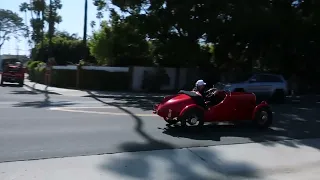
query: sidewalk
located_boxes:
[23,78,169,98]
[1,138,320,180]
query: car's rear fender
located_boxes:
[154,94,175,109]
[179,104,205,118]
[153,94,178,113]
[252,101,271,120]
[161,94,177,104]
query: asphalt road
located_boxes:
[0,83,320,163]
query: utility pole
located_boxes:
[77,0,88,89]
[83,0,88,61]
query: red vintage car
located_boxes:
[1,62,25,87]
[153,89,273,129]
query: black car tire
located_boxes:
[253,107,273,129]
[180,109,204,127]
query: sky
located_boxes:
[1,0,110,56]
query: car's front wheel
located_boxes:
[253,107,273,129]
[180,109,204,127]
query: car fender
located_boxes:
[179,104,204,118]
[252,101,271,120]
[161,94,177,104]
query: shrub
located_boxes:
[27,61,42,71]
[50,69,77,88]
[80,69,131,91]
[27,61,43,81]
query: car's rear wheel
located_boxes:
[0,78,3,86]
[254,107,273,129]
[180,109,204,127]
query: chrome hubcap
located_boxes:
[187,114,199,125]
[190,117,198,124]
[259,111,268,124]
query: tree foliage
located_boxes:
[31,31,94,65]
[88,9,152,66]
[90,0,320,78]
[20,0,62,53]
[0,9,26,50]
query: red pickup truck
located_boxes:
[1,63,25,87]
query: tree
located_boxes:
[20,0,62,61]
[31,31,94,65]
[91,0,319,79]
[47,0,62,57]
[0,9,26,52]
[19,0,46,46]
[88,10,152,66]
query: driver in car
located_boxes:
[193,80,211,98]
[193,80,223,106]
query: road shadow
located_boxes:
[90,93,319,112]
[10,90,38,95]
[95,92,320,179]
[83,92,164,111]
[107,96,161,111]
[12,86,76,108]
[163,103,320,147]
[86,91,266,179]
[12,100,76,108]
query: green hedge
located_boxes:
[50,69,77,88]
[27,61,46,83]
[27,64,132,91]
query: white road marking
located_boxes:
[49,106,157,117]
[49,106,117,110]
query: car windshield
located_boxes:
[214,82,227,91]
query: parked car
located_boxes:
[1,62,25,87]
[216,73,288,103]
